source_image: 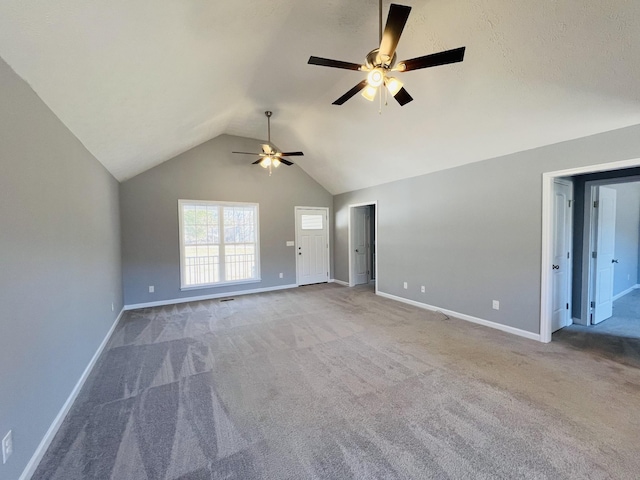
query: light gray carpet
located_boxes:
[554,289,640,368]
[33,284,640,479]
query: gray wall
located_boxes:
[0,57,123,479]
[611,182,640,295]
[334,125,640,335]
[120,134,333,306]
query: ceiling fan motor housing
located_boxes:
[367,49,396,70]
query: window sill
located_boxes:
[180,278,261,291]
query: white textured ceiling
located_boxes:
[1,0,639,194]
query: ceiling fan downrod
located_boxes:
[265,110,272,144]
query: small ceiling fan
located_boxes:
[232,111,304,175]
[308,1,466,106]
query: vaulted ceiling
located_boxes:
[1,0,639,194]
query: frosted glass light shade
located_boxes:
[361,85,378,101]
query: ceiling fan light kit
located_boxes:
[308,1,466,108]
[231,111,304,176]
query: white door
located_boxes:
[351,206,368,285]
[551,181,572,332]
[296,208,329,285]
[593,186,617,324]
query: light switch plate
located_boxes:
[286,241,294,246]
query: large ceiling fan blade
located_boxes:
[252,159,262,165]
[398,46,466,72]
[308,56,363,71]
[379,4,412,63]
[232,151,261,155]
[278,158,294,166]
[332,80,368,105]
[393,87,413,106]
[279,151,304,157]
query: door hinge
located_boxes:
[590,313,593,322]
[566,303,569,310]
[568,199,572,208]
[592,251,597,259]
[567,252,570,259]
[590,301,595,308]
[593,200,599,208]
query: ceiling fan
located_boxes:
[232,111,304,175]
[308,1,466,107]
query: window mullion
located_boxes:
[219,206,225,282]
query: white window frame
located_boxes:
[178,199,261,290]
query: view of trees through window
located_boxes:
[180,201,259,287]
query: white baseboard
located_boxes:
[376,291,541,342]
[124,283,298,310]
[613,284,640,302]
[20,308,125,480]
[330,279,349,287]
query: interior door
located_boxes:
[593,186,617,323]
[551,181,572,332]
[296,208,329,285]
[352,206,368,285]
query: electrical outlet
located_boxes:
[149,286,154,293]
[2,430,13,464]
[403,282,408,289]
[279,273,283,279]
[492,300,500,310]
[421,286,425,293]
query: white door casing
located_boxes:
[295,207,329,286]
[540,158,640,343]
[551,180,572,332]
[352,206,368,285]
[593,186,617,324]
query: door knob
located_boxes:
[298,252,302,255]
[612,259,619,263]
[552,265,559,270]
[355,249,359,253]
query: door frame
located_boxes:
[540,158,640,343]
[348,201,378,292]
[582,176,640,325]
[551,178,574,332]
[294,206,330,286]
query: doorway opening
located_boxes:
[581,178,640,326]
[348,201,378,292]
[541,159,640,343]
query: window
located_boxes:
[301,214,323,230]
[178,200,260,289]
